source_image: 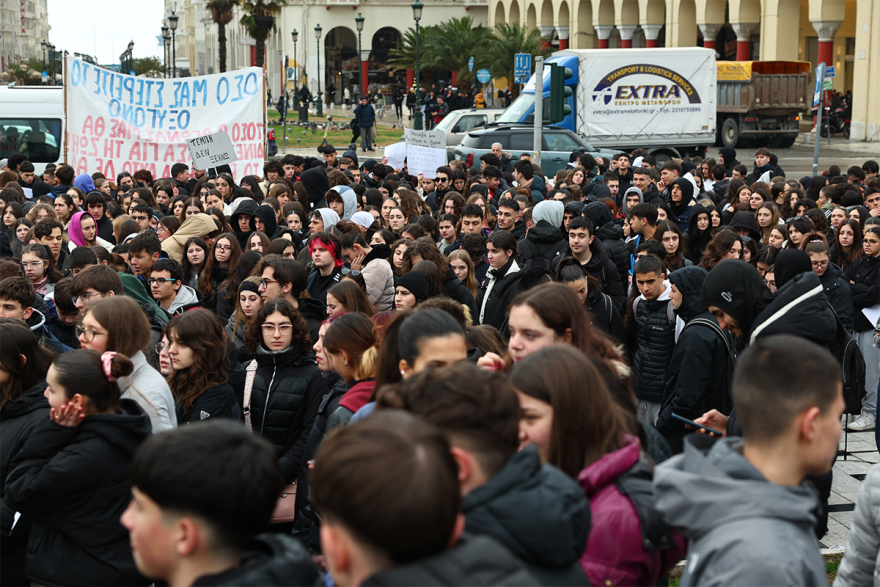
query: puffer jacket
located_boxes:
[578,436,687,586]
[463,445,590,586]
[588,214,630,293]
[190,533,318,586]
[247,345,324,483]
[655,267,733,452]
[477,258,523,331]
[834,463,880,587]
[4,399,151,586]
[844,254,880,332]
[361,245,395,312]
[632,295,676,403]
[0,382,49,587]
[820,263,854,333]
[162,213,219,264]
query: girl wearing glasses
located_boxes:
[164,309,241,425]
[77,296,177,433]
[198,233,241,312]
[21,244,61,295]
[243,298,326,489]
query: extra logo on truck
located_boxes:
[591,64,702,106]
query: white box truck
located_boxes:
[496,47,717,159]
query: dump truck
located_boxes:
[716,60,811,149]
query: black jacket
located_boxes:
[587,288,625,343]
[250,204,287,240]
[307,266,342,306]
[552,238,626,311]
[686,204,713,264]
[95,214,116,245]
[656,267,733,451]
[362,534,540,586]
[191,533,319,586]
[584,202,630,291]
[4,399,151,586]
[176,377,242,425]
[424,188,449,213]
[632,296,677,403]
[748,271,838,344]
[461,446,590,586]
[0,382,49,587]
[297,297,326,344]
[477,258,523,332]
[231,198,260,247]
[819,263,855,332]
[844,255,880,332]
[442,266,478,318]
[248,346,324,483]
[518,221,567,268]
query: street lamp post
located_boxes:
[40,42,47,83]
[48,43,56,85]
[162,25,170,78]
[355,13,365,98]
[412,1,423,130]
[291,29,298,84]
[315,24,323,117]
[168,11,179,78]
[127,41,134,74]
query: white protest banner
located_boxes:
[383,141,407,171]
[186,132,238,170]
[403,128,446,179]
[65,55,264,180]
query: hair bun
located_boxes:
[110,353,134,379]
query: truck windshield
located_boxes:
[497,93,535,124]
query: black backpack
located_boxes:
[826,313,866,415]
[680,317,737,415]
[520,238,568,272]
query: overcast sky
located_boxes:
[48,0,165,64]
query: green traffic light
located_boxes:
[547,63,574,124]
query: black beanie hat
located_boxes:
[300,167,329,205]
[397,271,430,302]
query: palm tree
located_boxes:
[424,17,494,85]
[387,25,440,83]
[240,0,287,68]
[207,0,239,73]
[486,23,551,93]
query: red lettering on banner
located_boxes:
[129,142,141,160]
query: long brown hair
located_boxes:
[324,312,379,382]
[328,280,377,317]
[509,345,631,478]
[164,309,229,415]
[448,249,478,298]
[650,220,687,272]
[199,233,242,298]
[0,318,54,407]
[834,219,864,269]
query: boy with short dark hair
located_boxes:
[33,218,68,275]
[654,335,842,586]
[128,230,164,285]
[121,420,318,586]
[150,259,200,317]
[460,204,486,237]
[0,276,68,353]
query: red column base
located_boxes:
[541,40,552,49]
[558,39,569,50]
[736,41,751,60]
[817,41,833,69]
[646,39,658,48]
[360,61,369,94]
[620,39,632,48]
[598,39,609,49]
[703,40,716,49]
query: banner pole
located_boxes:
[63,54,69,165]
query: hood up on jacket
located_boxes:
[67,211,96,248]
[250,204,278,237]
[533,200,564,229]
[231,198,260,235]
[119,272,170,322]
[162,213,220,264]
[583,201,613,227]
[702,260,774,338]
[73,173,95,193]
[300,167,330,209]
[773,249,812,290]
[719,147,740,173]
[668,266,709,322]
[622,186,643,217]
[686,204,711,238]
[671,178,695,216]
[315,207,340,230]
[728,211,762,241]
[331,185,357,220]
[168,284,201,315]
[591,183,612,201]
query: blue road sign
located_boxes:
[468,57,475,72]
[824,66,836,78]
[476,68,491,84]
[813,63,825,107]
[514,53,531,84]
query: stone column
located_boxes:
[642,24,662,48]
[556,26,570,50]
[538,26,555,49]
[360,49,370,97]
[811,20,842,68]
[731,22,758,60]
[594,25,614,49]
[698,23,723,50]
[617,24,638,48]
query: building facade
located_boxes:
[0,0,50,71]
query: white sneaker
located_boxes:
[841,414,851,428]
[846,412,876,431]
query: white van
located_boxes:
[0,85,65,174]
[434,108,505,148]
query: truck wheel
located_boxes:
[777,135,797,148]
[721,118,740,148]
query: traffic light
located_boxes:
[547,63,573,124]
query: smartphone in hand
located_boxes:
[671,412,724,437]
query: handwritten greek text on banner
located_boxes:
[65,55,264,180]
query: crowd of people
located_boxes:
[0,143,878,587]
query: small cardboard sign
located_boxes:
[186,132,239,170]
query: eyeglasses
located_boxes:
[261,323,294,334]
[341,267,361,276]
[216,244,232,251]
[259,278,280,288]
[811,260,828,268]
[22,260,45,268]
[148,278,177,285]
[72,292,103,305]
[75,324,108,342]
[155,341,168,354]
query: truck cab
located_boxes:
[496,55,578,132]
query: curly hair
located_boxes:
[244,298,312,355]
[164,310,229,415]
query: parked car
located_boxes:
[452,125,616,177]
[435,108,505,147]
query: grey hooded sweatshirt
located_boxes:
[653,436,827,587]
